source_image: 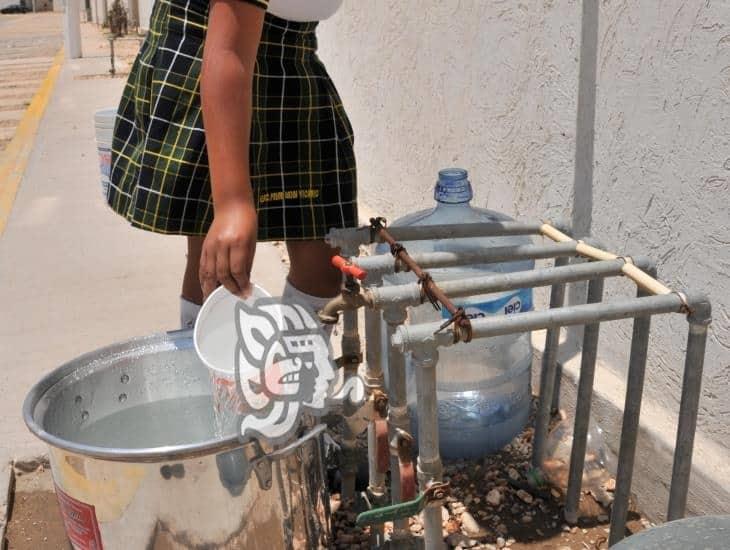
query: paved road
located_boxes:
[0,13,62,151]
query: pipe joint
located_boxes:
[682,292,712,325]
[382,305,408,325]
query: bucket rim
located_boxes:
[22,329,248,463]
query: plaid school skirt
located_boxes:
[107,0,357,240]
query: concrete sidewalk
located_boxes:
[0,23,288,465]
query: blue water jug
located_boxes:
[380,168,534,459]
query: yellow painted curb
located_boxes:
[0,47,64,237]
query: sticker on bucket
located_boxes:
[54,484,103,550]
[97,147,111,178]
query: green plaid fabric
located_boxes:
[108,0,357,240]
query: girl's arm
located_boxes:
[199,0,265,298]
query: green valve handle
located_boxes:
[355,482,449,527]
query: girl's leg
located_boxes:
[285,240,342,299]
[181,236,205,328]
[284,240,342,335]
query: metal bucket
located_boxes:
[23,330,331,549]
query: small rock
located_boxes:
[562,524,571,532]
[506,538,516,547]
[461,511,487,538]
[507,468,520,481]
[570,526,578,534]
[486,489,502,507]
[605,478,616,492]
[516,489,534,504]
[496,537,506,549]
[582,528,588,534]
[496,523,508,535]
[520,514,533,524]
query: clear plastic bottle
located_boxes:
[379,168,534,459]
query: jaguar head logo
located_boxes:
[233,298,362,444]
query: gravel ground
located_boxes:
[330,403,650,549]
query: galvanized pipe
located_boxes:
[412,346,442,550]
[564,276,605,524]
[391,294,684,350]
[667,298,711,521]
[326,221,545,249]
[608,284,653,546]
[533,256,570,467]
[364,307,386,545]
[340,239,361,501]
[382,306,410,539]
[339,281,361,502]
[364,308,386,489]
[371,258,645,311]
[352,241,580,282]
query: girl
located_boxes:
[108,0,356,326]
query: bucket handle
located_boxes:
[247,424,327,491]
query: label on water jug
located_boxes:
[54,484,103,549]
[441,289,533,320]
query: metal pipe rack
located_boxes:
[326,220,710,549]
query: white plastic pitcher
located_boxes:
[194,285,274,420]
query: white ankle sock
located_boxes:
[282,281,336,337]
[180,296,202,329]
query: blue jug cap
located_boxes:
[434,168,473,203]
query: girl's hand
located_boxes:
[199,199,257,299]
[199,0,264,300]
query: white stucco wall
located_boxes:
[317,0,729,519]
